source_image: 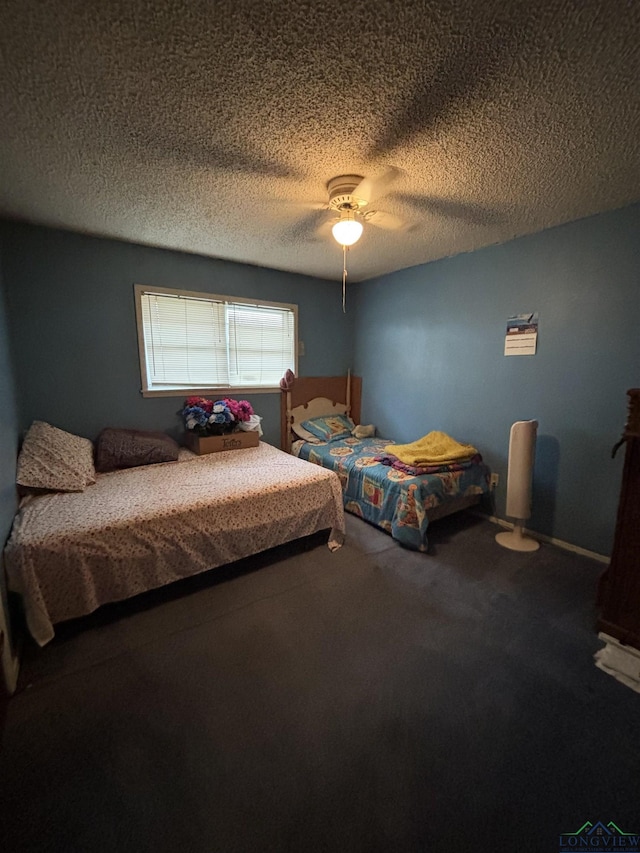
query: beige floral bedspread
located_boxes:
[4,442,345,646]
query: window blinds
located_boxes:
[140,290,295,390]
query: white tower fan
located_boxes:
[495,420,540,552]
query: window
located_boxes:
[135,285,297,396]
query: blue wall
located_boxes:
[0,246,19,538]
[2,206,638,556]
[352,203,640,556]
[1,223,353,447]
[0,240,20,679]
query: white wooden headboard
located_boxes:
[280,375,362,453]
[290,396,348,427]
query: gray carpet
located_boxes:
[1,513,639,853]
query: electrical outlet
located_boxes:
[490,473,499,488]
[298,340,305,356]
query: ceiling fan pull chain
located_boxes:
[342,245,348,313]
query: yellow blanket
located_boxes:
[385,431,478,466]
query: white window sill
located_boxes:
[141,387,282,398]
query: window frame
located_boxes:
[134,284,298,398]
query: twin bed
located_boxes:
[5,374,489,646]
[281,375,491,552]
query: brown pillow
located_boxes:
[95,428,180,473]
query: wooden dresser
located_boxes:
[597,389,640,650]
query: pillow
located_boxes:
[291,422,323,444]
[353,424,376,439]
[16,421,96,493]
[300,414,355,442]
[95,428,180,473]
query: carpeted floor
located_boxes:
[1,513,638,853]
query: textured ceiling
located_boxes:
[1,0,639,282]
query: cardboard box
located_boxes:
[185,430,260,455]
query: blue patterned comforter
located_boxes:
[293,436,490,551]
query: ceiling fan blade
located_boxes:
[273,197,327,212]
[314,218,335,240]
[362,209,406,231]
[393,193,505,227]
[283,209,334,243]
[353,166,403,205]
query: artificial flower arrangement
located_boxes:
[180,396,254,436]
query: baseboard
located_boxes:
[473,511,609,564]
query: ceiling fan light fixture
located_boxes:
[332,214,363,247]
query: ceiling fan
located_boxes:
[316,169,405,312]
[325,169,405,248]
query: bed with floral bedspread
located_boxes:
[5,442,345,646]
